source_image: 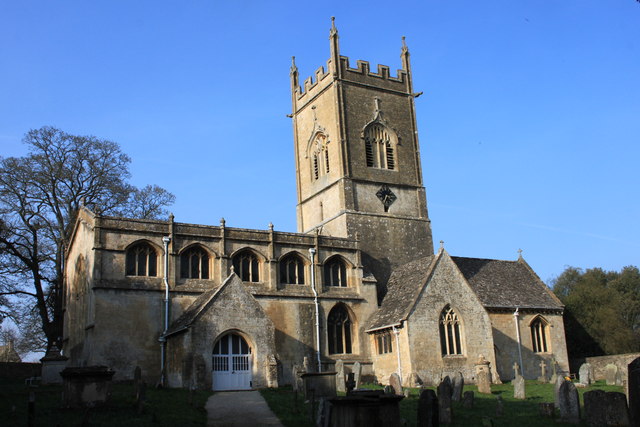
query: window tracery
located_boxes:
[439,305,463,356]
[125,242,157,277]
[530,316,549,353]
[233,250,260,282]
[328,304,353,354]
[180,246,209,279]
[324,257,347,287]
[280,253,305,284]
[364,123,395,170]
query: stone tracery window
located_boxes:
[279,253,305,284]
[530,316,549,353]
[328,304,353,354]
[180,246,209,279]
[364,123,395,170]
[311,133,329,180]
[439,305,463,356]
[233,250,260,282]
[125,242,157,277]
[324,257,347,287]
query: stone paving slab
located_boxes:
[206,390,284,426]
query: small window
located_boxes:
[328,304,353,354]
[531,317,549,353]
[324,257,347,287]
[364,123,395,170]
[280,253,305,284]
[233,250,260,282]
[125,242,157,277]
[439,305,463,356]
[376,331,393,354]
[180,247,209,279]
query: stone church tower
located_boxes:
[290,19,433,287]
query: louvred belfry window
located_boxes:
[364,123,395,170]
[311,133,329,180]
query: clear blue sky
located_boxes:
[1,1,638,284]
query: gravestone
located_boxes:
[462,391,474,409]
[628,357,640,427]
[437,377,453,424]
[579,362,592,386]
[538,360,547,383]
[495,395,504,417]
[389,373,403,396]
[476,369,491,394]
[303,356,311,373]
[550,358,558,384]
[346,373,355,393]
[555,374,564,407]
[335,359,346,393]
[451,372,464,402]
[513,374,526,400]
[352,361,362,389]
[513,362,521,379]
[291,364,301,392]
[584,390,630,427]
[558,380,581,424]
[409,372,422,388]
[605,364,618,386]
[417,389,439,427]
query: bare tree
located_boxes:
[0,126,175,352]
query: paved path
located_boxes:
[206,391,284,426]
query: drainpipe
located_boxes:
[513,307,524,377]
[309,248,322,372]
[160,236,171,386]
[392,325,402,385]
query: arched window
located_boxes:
[180,246,209,279]
[324,257,347,287]
[328,304,353,354]
[439,305,463,356]
[311,133,329,180]
[125,242,157,277]
[280,253,305,284]
[364,123,395,170]
[530,316,549,353]
[233,250,260,282]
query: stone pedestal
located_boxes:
[40,348,68,385]
[301,371,337,400]
[60,366,115,408]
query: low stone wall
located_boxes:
[0,362,41,380]
[585,353,640,381]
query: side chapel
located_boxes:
[63,21,569,390]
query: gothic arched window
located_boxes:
[328,304,353,354]
[530,316,550,353]
[311,133,329,180]
[180,246,210,279]
[233,250,260,282]
[439,305,463,356]
[324,257,347,287]
[125,242,157,277]
[280,253,305,284]
[364,123,395,170]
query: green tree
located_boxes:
[0,126,175,352]
[552,265,640,358]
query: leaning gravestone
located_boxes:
[605,364,618,386]
[579,362,592,386]
[335,359,346,393]
[452,372,464,402]
[389,373,403,396]
[462,391,474,409]
[558,380,581,424]
[417,389,439,427]
[352,361,362,389]
[437,377,453,424]
[513,374,526,400]
[628,357,640,427]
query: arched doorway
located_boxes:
[212,332,253,390]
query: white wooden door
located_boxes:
[212,333,252,391]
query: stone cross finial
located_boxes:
[517,248,523,259]
[440,240,445,249]
[220,218,226,227]
[268,222,274,231]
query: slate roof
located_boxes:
[367,252,563,331]
[366,255,436,331]
[450,256,563,310]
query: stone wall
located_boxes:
[585,353,640,381]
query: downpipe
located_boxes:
[309,248,322,372]
[393,325,402,385]
[160,236,171,386]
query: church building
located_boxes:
[63,21,569,390]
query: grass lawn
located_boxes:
[0,378,212,427]
[261,381,625,427]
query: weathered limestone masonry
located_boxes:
[62,20,569,391]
